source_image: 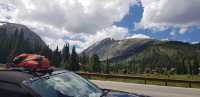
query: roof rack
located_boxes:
[0,67,54,77]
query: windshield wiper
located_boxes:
[100,89,110,97]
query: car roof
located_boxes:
[0,68,69,85]
[0,70,33,85]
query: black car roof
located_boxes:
[0,70,33,85]
[0,68,68,85]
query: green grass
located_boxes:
[137,74,200,81]
[82,74,200,88]
[0,63,5,68]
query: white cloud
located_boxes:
[191,41,199,44]
[43,37,66,50]
[139,0,200,30]
[179,27,188,34]
[0,3,16,22]
[96,25,129,40]
[127,34,151,39]
[161,38,169,41]
[1,0,135,33]
[0,0,136,51]
[170,31,176,36]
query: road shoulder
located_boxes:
[91,80,200,97]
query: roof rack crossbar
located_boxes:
[0,68,54,77]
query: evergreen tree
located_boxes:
[105,57,110,74]
[192,58,199,75]
[80,52,89,65]
[0,27,8,63]
[7,29,17,62]
[51,46,62,67]
[90,54,101,73]
[80,52,89,71]
[62,42,70,63]
[40,45,53,62]
[70,46,80,71]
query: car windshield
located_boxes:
[25,71,102,97]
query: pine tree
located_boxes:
[80,52,89,71]
[90,54,101,73]
[62,42,70,63]
[80,52,89,64]
[51,46,62,67]
[105,57,110,74]
[0,27,8,63]
[7,29,21,62]
[192,58,199,75]
[40,45,52,60]
[70,46,80,71]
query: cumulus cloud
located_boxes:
[138,0,200,30]
[0,3,16,22]
[0,0,136,51]
[2,0,135,33]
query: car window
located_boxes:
[0,82,34,97]
[26,72,102,97]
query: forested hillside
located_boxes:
[117,41,200,74]
[82,38,200,75]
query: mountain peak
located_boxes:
[100,37,115,44]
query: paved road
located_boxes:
[91,80,200,97]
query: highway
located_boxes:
[91,80,200,97]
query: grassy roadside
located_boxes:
[140,74,200,81]
[82,74,200,88]
[0,63,5,68]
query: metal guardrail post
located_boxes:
[189,82,192,88]
[165,81,168,86]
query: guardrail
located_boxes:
[77,72,200,88]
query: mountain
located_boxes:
[0,22,50,63]
[82,38,200,63]
[0,22,46,47]
[83,38,155,61]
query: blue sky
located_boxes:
[0,0,200,52]
[114,4,143,31]
[115,3,200,43]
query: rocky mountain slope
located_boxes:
[0,22,46,47]
[83,38,155,61]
